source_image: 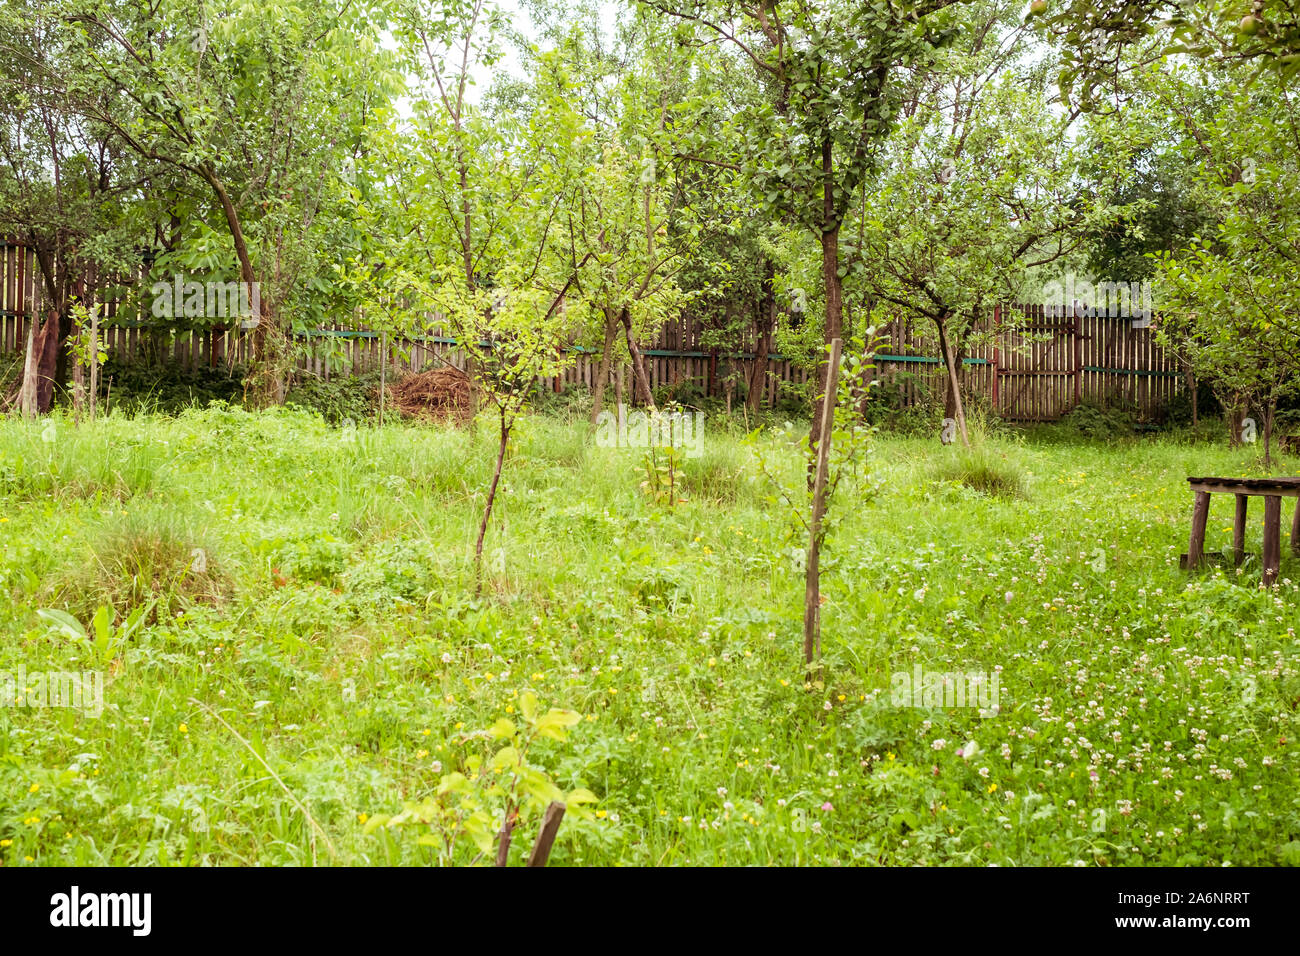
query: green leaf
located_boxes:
[36,608,86,640]
[91,605,112,644]
[491,746,522,771]
[436,772,470,795]
[489,717,516,740]
[536,708,581,740]
[519,690,538,723]
[463,811,496,855]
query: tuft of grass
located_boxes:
[929,442,1028,499]
[680,435,758,504]
[47,506,230,621]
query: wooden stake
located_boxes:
[20,319,37,419]
[525,801,567,867]
[89,306,99,422]
[804,337,842,670]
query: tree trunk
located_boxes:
[936,315,970,448]
[589,308,619,424]
[202,164,275,400]
[21,312,62,415]
[475,409,511,596]
[748,259,775,413]
[27,242,74,411]
[20,320,38,419]
[203,166,257,308]
[1264,394,1276,470]
[1227,395,1246,449]
[620,307,656,410]
[1184,360,1198,429]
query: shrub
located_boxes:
[1058,400,1136,439]
[284,369,384,425]
[96,356,246,414]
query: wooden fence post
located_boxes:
[89,306,99,422]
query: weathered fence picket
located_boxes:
[0,242,1182,420]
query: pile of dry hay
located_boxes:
[385,366,474,423]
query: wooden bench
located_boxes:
[1185,477,1300,585]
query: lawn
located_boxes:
[0,405,1296,866]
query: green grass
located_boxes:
[1,404,1297,866]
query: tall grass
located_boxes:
[0,413,164,501]
[1,404,1295,867]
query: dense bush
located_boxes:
[1056,399,1137,439]
[284,369,384,425]
[94,356,246,414]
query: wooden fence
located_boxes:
[1,243,1183,420]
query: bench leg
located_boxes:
[1233,494,1248,566]
[1263,495,1281,585]
[1293,499,1300,556]
[1187,491,1211,569]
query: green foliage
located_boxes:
[1058,400,1138,439]
[274,534,351,589]
[284,370,384,426]
[6,0,1300,873]
[96,357,246,415]
[363,694,595,865]
[636,444,686,508]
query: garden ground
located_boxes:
[0,406,1296,865]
